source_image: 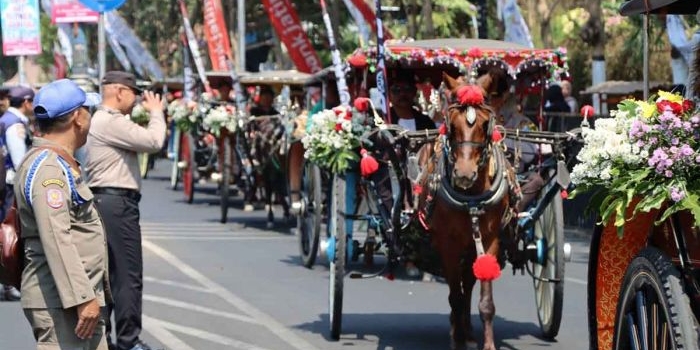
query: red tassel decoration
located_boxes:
[472,254,501,281]
[560,189,569,199]
[354,97,371,112]
[360,149,379,177]
[438,123,447,135]
[491,128,503,143]
[456,85,484,106]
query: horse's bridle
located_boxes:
[444,103,496,170]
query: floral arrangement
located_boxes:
[571,91,700,235]
[301,103,372,174]
[167,99,198,132]
[202,105,237,137]
[129,104,150,126]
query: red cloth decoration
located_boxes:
[456,85,484,106]
[354,97,371,112]
[472,254,501,281]
[348,53,368,68]
[580,105,595,118]
[491,128,503,143]
[360,149,379,177]
[467,47,483,59]
[560,189,569,199]
[438,123,447,135]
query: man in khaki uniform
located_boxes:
[16,79,107,349]
[85,71,165,350]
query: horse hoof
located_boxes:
[243,204,254,212]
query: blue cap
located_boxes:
[33,79,101,119]
[8,86,34,103]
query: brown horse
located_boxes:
[416,72,519,350]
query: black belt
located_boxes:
[90,187,141,202]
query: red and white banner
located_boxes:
[262,0,322,74]
[203,0,233,71]
[349,0,392,40]
[51,0,98,24]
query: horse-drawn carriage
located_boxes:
[171,69,314,225]
[309,38,581,348]
[583,1,700,349]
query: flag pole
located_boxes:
[98,12,106,94]
[237,0,246,72]
[320,0,350,106]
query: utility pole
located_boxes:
[237,0,246,71]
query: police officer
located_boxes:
[16,79,108,349]
[0,86,35,301]
[84,71,165,350]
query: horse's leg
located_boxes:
[265,170,275,228]
[442,253,469,350]
[461,255,479,350]
[479,239,500,350]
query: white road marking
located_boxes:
[143,315,268,350]
[566,277,587,285]
[144,276,213,293]
[143,240,320,350]
[144,294,261,325]
[142,315,196,350]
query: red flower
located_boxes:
[657,101,682,115]
[332,106,351,120]
[348,53,368,68]
[456,85,484,106]
[354,97,371,112]
[683,99,695,113]
[467,47,483,59]
[335,123,343,131]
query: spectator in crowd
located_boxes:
[16,79,107,349]
[0,87,9,114]
[560,80,578,114]
[544,84,571,114]
[0,86,35,302]
[85,71,166,350]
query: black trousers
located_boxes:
[94,192,142,350]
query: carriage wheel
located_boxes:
[138,153,150,179]
[180,132,195,204]
[532,185,565,339]
[298,162,322,268]
[170,128,181,190]
[613,247,699,350]
[220,140,232,223]
[329,173,346,340]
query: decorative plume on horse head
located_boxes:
[414,70,520,350]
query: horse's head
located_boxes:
[441,72,497,190]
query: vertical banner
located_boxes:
[178,0,211,92]
[320,0,350,106]
[262,0,322,74]
[0,0,42,56]
[341,0,370,46]
[203,0,234,71]
[51,0,98,24]
[497,0,533,48]
[374,0,389,122]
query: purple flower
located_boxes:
[672,138,680,145]
[692,115,700,124]
[670,187,685,202]
[665,170,674,178]
[680,144,694,157]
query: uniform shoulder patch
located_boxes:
[42,179,65,188]
[46,189,65,209]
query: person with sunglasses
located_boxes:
[84,71,165,350]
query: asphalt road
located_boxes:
[0,159,592,350]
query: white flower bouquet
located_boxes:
[202,105,237,137]
[129,104,150,126]
[571,91,700,235]
[167,99,198,132]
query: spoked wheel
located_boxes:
[298,162,322,268]
[613,247,699,350]
[531,184,565,339]
[220,139,232,223]
[180,131,195,204]
[170,128,181,190]
[328,173,346,341]
[138,153,150,179]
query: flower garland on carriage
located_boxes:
[167,99,199,132]
[571,91,700,235]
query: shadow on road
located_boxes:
[295,313,559,349]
